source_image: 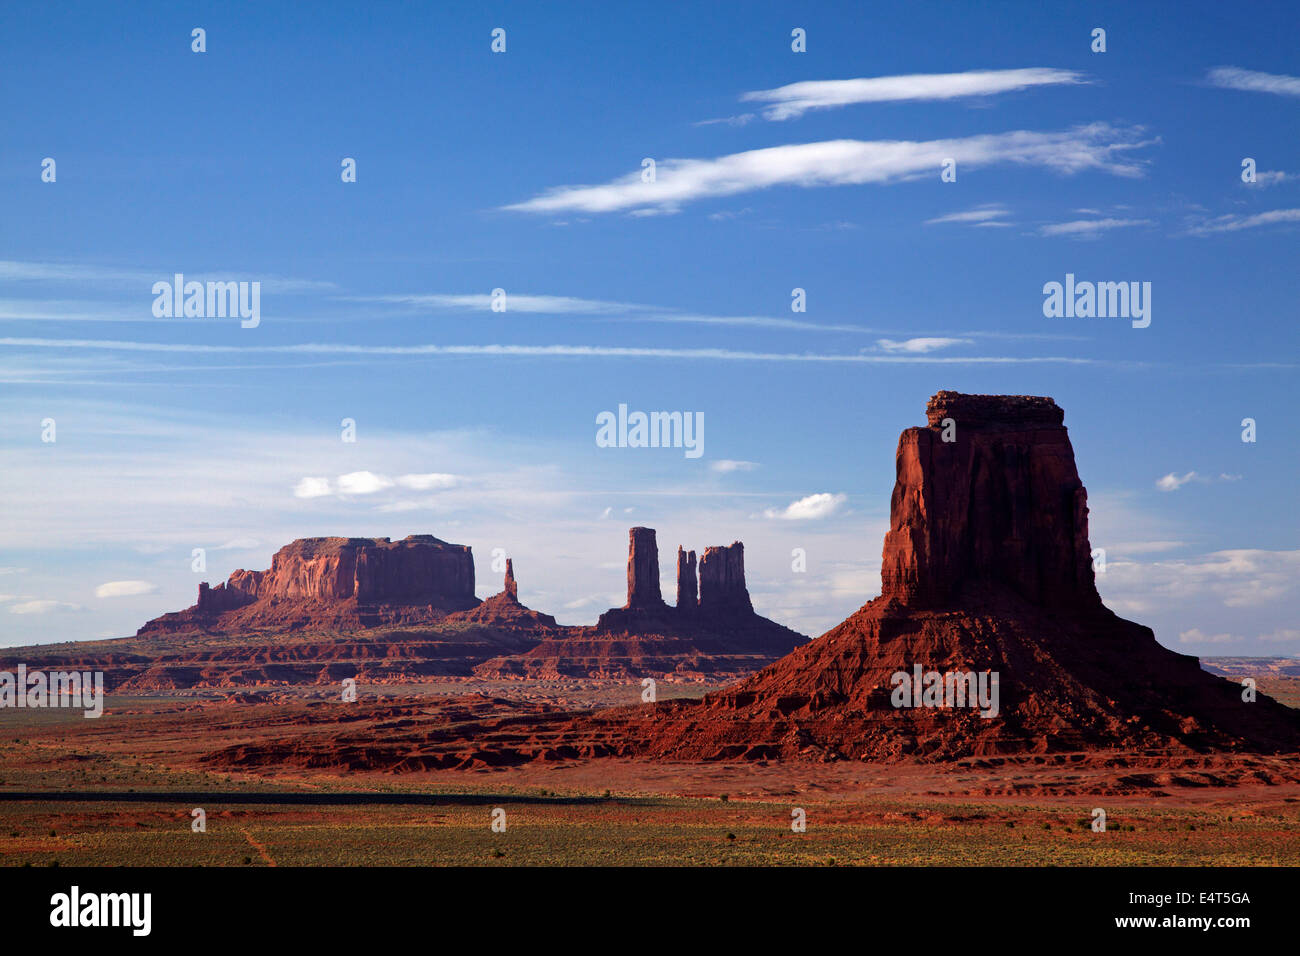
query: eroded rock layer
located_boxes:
[138,535,478,635]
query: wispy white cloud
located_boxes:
[1248,170,1293,187]
[293,471,459,498]
[503,124,1155,215]
[1156,471,1241,491]
[0,260,334,293]
[9,599,82,615]
[1110,540,1185,555]
[1039,217,1153,238]
[1188,208,1300,234]
[876,337,972,354]
[1207,66,1300,97]
[0,337,1105,366]
[94,580,157,598]
[924,203,1011,226]
[693,113,755,127]
[1178,627,1242,644]
[351,292,887,334]
[710,459,759,473]
[353,293,637,314]
[741,68,1086,120]
[764,492,847,520]
[396,473,459,491]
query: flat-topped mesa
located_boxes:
[248,535,475,606]
[882,391,1100,609]
[624,527,666,609]
[698,542,753,614]
[676,547,698,610]
[139,534,479,635]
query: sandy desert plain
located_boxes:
[1,660,1298,868]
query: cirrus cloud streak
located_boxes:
[503,124,1155,215]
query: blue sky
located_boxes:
[1,0,1297,654]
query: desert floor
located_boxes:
[2,675,1298,866]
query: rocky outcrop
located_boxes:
[196,581,255,615]
[699,542,753,614]
[478,533,804,679]
[881,391,1099,609]
[572,391,1300,760]
[676,547,698,610]
[591,528,806,660]
[625,527,665,609]
[452,560,558,631]
[138,535,479,635]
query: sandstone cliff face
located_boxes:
[881,392,1099,609]
[625,527,665,609]
[699,542,753,613]
[196,581,255,614]
[139,535,478,635]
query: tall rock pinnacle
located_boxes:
[624,527,665,609]
[676,546,698,610]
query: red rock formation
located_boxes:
[127,527,800,682]
[592,392,1300,760]
[698,542,753,614]
[676,547,697,610]
[138,535,478,635]
[592,529,805,660]
[624,527,665,609]
[196,581,254,614]
[882,391,1098,609]
[451,560,558,631]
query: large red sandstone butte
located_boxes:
[138,535,479,635]
[600,391,1300,760]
